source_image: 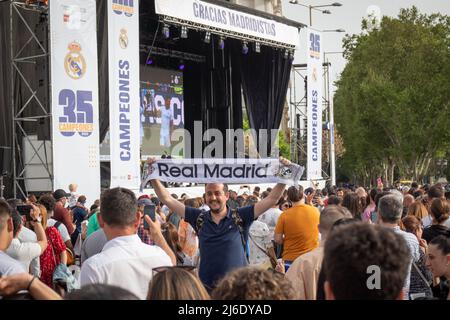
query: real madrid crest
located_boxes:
[64,41,86,80]
[276,165,293,179]
[119,28,128,49]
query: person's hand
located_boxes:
[279,157,292,167]
[0,273,33,296]
[419,238,428,250]
[306,193,314,205]
[29,204,41,222]
[317,197,324,207]
[144,214,162,240]
[146,157,157,165]
[275,260,285,274]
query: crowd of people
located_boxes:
[0,162,449,300]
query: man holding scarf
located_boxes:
[147,157,291,291]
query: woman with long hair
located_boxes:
[401,215,433,299]
[408,201,430,222]
[30,204,67,288]
[147,267,209,300]
[342,192,363,220]
[162,222,194,266]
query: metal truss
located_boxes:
[10,0,52,199]
[288,62,331,181]
[140,44,206,63]
[160,15,296,52]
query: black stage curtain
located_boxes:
[96,0,109,143]
[0,2,13,191]
[234,44,292,152]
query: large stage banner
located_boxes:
[141,159,305,191]
[108,0,141,189]
[49,0,100,204]
[306,28,323,180]
[155,0,299,47]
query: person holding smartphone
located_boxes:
[6,206,47,275]
[0,199,27,276]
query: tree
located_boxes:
[334,7,450,186]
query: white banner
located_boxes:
[50,0,100,204]
[141,159,304,191]
[306,28,323,180]
[108,0,141,189]
[154,0,299,47]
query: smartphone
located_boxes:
[16,205,33,221]
[143,204,156,230]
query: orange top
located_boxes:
[275,204,320,261]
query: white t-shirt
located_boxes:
[248,221,272,266]
[68,192,79,208]
[6,238,41,274]
[47,218,71,243]
[0,250,25,276]
[258,207,282,240]
[422,215,432,228]
[80,234,172,299]
[422,215,450,229]
[17,226,40,277]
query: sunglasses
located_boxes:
[152,265,197,276]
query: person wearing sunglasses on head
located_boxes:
[147,266,209,300]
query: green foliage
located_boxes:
[277,131,291,160]
[335,6,450,184]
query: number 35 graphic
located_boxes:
[58,89,93,137]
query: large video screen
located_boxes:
[140,66,184,157]
[99,66,184,161]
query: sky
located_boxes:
[281,0,450,91]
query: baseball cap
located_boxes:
[53,189,71,200]
[137,198,153,207]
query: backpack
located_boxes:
[195,208,249,263]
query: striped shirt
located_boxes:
[392,226,420,300]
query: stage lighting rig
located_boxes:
[181,25,188,39]
[242,41,249,55]
[204,31,211,43]
[218,36,225,50]
[162,23,170,39]
[254,41,261,53]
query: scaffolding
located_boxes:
[10,0,52,199]
[288,62,332,183]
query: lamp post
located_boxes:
[289,0,342,26]
[323,51,344,187]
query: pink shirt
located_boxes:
[362,203,376,222]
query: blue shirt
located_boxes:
[185,205,254,290]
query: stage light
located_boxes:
[290,50,295,61]
[181,26,188,39]
[162,24,170,39]
[204,31,211,43]
[255,42,261,53]
[218,36,225,50]
[284,49,289,59]
[179,60,185,70]
[242,41,249,55]
[146,58,154,65]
